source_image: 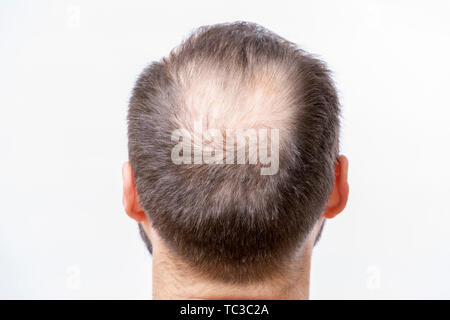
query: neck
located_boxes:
[151,235,313,300]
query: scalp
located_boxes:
[127,22,340,283]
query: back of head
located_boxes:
[128,21,340,284]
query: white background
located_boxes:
[1,0,449,299]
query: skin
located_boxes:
[122,155,349,300]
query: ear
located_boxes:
[323,155,349,219]
[122,162,147,222]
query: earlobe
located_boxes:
[122,162,147,222]
[323,155,349,219]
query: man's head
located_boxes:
[123,22,348,297]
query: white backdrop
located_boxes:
[1,0,449,299]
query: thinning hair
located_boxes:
[128,21,340,283]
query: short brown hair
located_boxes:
[127,21,340,283]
